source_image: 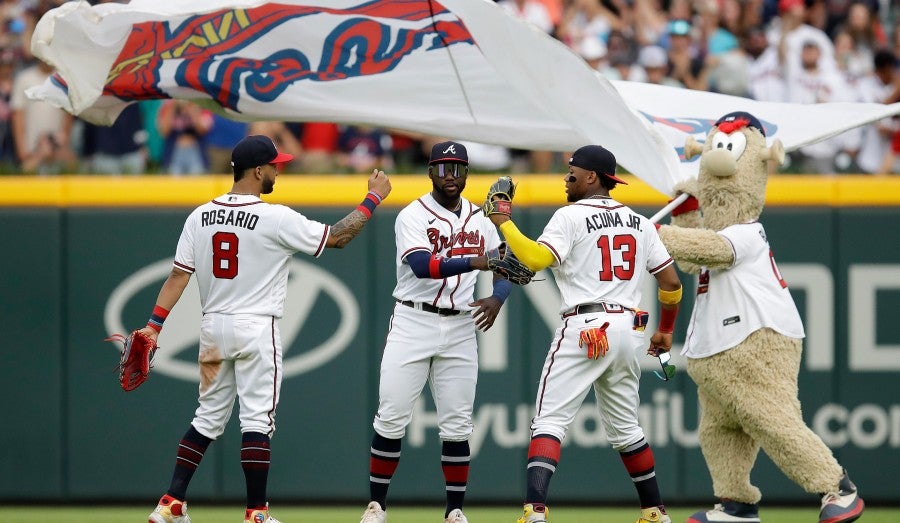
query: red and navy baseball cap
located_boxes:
[569,145,628,185]
[429,141,468,165]
[230,135,294,172]
[714,111,765,137]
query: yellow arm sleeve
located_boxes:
[498,221,556,272]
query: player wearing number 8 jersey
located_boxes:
[483,145,682,523]
[139,135,391,523]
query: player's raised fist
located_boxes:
[368,169,392,200]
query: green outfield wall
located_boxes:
[1,175,898,504]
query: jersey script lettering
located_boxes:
[426,228,486,255]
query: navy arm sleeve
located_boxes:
[406,250,474,279]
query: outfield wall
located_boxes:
[1,175,898,503]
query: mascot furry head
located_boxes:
[681,111,785,232]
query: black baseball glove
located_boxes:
[482,176,516,217]
[486,243,535,285]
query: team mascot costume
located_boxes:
[656,112,864,523]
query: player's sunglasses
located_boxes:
[432,163,468,178]
[654,351,677,381]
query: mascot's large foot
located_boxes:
[686,500,760,523]
[819,469,864,523]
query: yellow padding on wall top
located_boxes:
[0,174,898,207]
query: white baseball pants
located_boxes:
[531,309,646,450]
[191,313,283,439]
[373,303,478,441]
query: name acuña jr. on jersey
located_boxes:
[584,210,644,233]
[201,208,260,230]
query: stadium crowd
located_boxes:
[2,0,899,176]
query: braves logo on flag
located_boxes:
[32,0,900,195]
[98,0,474,110]
[639,112,778,162]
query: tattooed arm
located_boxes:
[325,169,392,249]
[326,209,370,249]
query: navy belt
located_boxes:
[398,300,462,316]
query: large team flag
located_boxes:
[28,0,900,195]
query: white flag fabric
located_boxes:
[615,80,900,182]
[28,0,900,195]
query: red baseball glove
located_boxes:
[105,330,158,391]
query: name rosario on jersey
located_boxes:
[427,227,486,256]
[585,211,642,233]
[201,209,260,230]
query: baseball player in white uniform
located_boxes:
[484,145,683,523]
[137,135,391,523]
[360,141,512,523]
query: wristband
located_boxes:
[658,286,682,305]
[657,305,678,334]
[356,191,382,218]
[491,278,512,304]
[146,305,170,333]
[429,254,442,279]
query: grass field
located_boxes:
[1,505,896,523]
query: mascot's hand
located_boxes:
[673,179,699,199]
[671,179,700,218]
[671,195,699,217]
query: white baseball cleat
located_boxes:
[445,508,469,523]
[361,501,387,523]
[148,494,191,523]
[686,501,760,523]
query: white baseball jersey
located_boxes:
[537,196,674,313]
[392,193,502,310]
[681,221,805,359]
[528,196,673,448]
[174,193,329,317]
[372,193,502,441]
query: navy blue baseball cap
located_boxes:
[715,111,765,137]
[429,141,468,165]
[569,145,628,185]
[231,135,294,171]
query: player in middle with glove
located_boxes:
[360,141,526,523]
[483,145,683,523]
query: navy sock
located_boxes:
[241,432,271,509]
[369,433,401,509]
[167,425,212,500]
[441,440,470,516]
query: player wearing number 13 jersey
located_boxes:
[138,135,391,523]
[484,145,682,523]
